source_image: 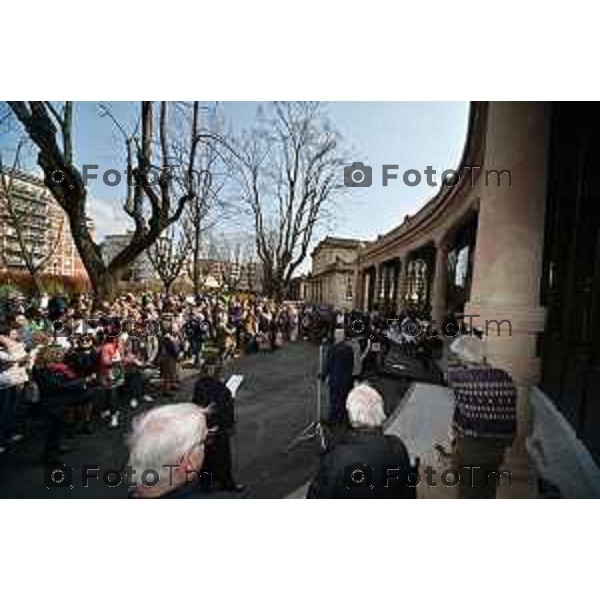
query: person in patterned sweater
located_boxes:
[444,334,517,498]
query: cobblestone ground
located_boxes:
[0,341,410,498]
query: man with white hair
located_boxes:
[126,403,247,498]
[307,384,414,498]
[443,333,517,499]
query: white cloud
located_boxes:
[87,196,128,242]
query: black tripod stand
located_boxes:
[287,343,327,451]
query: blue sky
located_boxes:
[1,101,469,268]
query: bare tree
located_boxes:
[231,102,346,301]
[202,229,256,290]
[180,105,233,295]
[0,142,65,294]
[146,223,191,294]
[6,101,204,300]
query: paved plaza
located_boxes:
[0,341,410,498]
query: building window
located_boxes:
[454,246,469,289]
[346,275,353,301]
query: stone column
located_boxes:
[430,238,450,328]
[353,268,363,311]
[391,259,400,314]
[396,256,410,313]
[464,101,551,498]
[374,263,383,309]
[362,269,371,312]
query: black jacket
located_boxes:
[193,375,235,432]
[307,429,416,499]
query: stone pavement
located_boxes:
[0,341,410,498]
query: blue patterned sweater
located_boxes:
[447,366,517,440]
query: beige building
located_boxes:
[352,101,600,495]
[306,237,365,309]
[101,232,156,284]
[196,258,263,292]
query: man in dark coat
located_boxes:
[322,329,354,425]
[184,316,205,367]
[192,366,244,491]
[307,384,415,498]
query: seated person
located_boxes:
[307,384,415,499]
[442,334,517,499]
[126,403,247,498]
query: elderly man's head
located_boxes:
[126,403,208,498]
[346,384,387,429]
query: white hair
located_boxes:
[346,384,386,428]
[126,403,207,486]
[450,335,485,365]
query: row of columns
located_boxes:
[360,243,448,319]
[357,103,550,497]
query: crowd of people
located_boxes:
[1,290,518,499]
[0,290,300,464]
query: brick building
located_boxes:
[0,170,90,281]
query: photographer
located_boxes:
[307,384,414,499]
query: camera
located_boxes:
[345,311,372,340]
[44,463,74,489]
[344,462,374,488]
[344,162,372,187]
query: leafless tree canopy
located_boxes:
[182,105,232,294]
[231,102,346,299]
[146,224,191,294]
[6,101,205,300]
[201,229,256,289]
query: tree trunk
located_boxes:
[96,270,123,304]
[32,270,45,296]
[262,271,285,303]
[192,243,201,296]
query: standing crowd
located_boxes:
[1,291,519,499]
[0,290,300,465]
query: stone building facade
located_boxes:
[351,101,600,494]
[306,237,365,310]
[101,232,156,283]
